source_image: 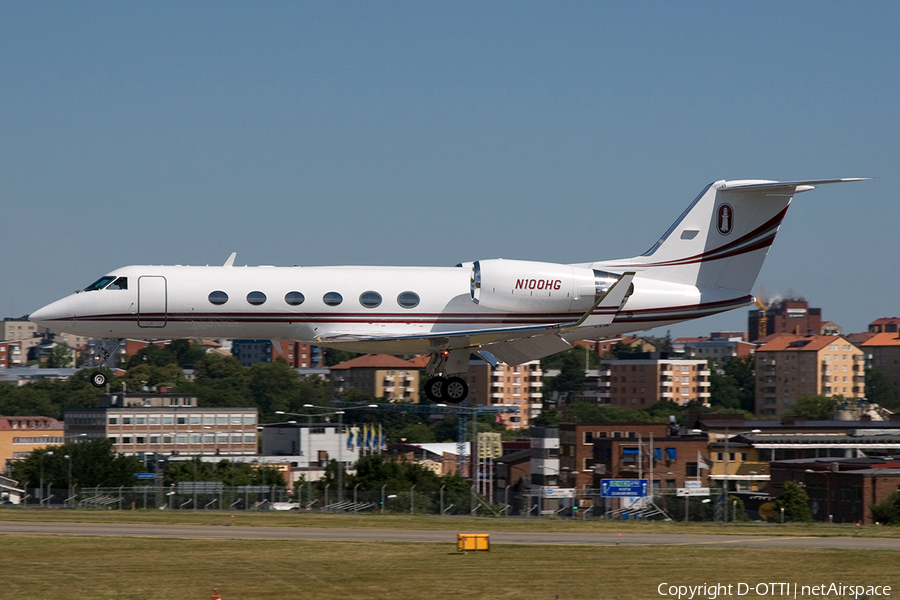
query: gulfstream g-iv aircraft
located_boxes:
[30,178,864,402]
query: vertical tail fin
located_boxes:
[602,179,865,294]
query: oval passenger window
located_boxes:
[285,291,305,306]
[397,291,420,309]
[359,291,382,308]
[323,292,343,306]
[247,291,267,305]
[208,291,229,305]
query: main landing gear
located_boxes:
[423,375,469,404]
[90,339,122,388]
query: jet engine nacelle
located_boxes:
[471,259,621,314]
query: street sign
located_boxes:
[676,487,710,497]
[542,487,575,498]
[135,473,155,480]
[600,479,648,497]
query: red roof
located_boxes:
[861,332,900,347]
[756,334,852,353]
[407,355,431,369]
[330,354,421,370]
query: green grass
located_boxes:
[3,507,900,537]
[0,535,896,600]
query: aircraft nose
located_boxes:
[30,297,70,328]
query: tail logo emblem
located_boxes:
[717,203,733,235]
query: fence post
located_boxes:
[410,484,415,515]
[354,484,359,514]
[440,485,445,516]
[381,485,386,514]
[324,484,330,512]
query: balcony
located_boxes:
[661,391,674,398]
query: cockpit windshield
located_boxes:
[83,276,117,291]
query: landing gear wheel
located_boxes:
[424,376,446,403]
[91,371,107,388]
[442,376,468,405]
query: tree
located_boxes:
[773,480,813,522]
[866,368,898,409]
[786,395,841,420]
[10,438,144,490]
[46,344,74,368]
[870,491,900,525]
[708,356,755,412]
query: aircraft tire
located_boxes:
[91,371,107,388]
[441,376,468,404]
[424,376,446,403]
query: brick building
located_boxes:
[754,334,865,417]
[604,358,710,407]
[748,299,823,342]
[330,354,420,403]
[590,428,710,495]
[861,332,900,406]
[463,360,542,429]
[769,457,900,524]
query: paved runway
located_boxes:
[2,521,899,550]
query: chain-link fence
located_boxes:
[15,484,757,521]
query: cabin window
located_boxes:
[285,291,305,306]
[359,291,382,309]
[107,277,128,290]
[208,291,229,305]
[323,292,343,306]
[247,291,267,305]
[397,291,420,309]
[84,276,116,291]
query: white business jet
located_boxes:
[30,178,863,401]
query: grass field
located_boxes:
[3,507,900,538]
[1,534,896,600]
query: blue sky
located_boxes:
[2,2,897,338]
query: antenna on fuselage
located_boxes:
[224,252,237,267]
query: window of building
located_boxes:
[203,415,214,425]
[190,415,201,425]
[136,416,146,425]
[177,416,187,425]
[163,415,174,425]
[231,415,242,425]
[244,414,256,425]
[217,415,227,425]
[176,434,187,444]
[108,416,118,425]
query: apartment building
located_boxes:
[64,391,258,456]
[754,334,865,417]
[463,360,542,429]
[0,416,65,473]
[604,358,710,407]
[748,298,823,342]
[861,332,900,405]
[330,354,420,403]
[232,339,322,368]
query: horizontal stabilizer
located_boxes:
[720,178,868,192]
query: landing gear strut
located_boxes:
[90,339,122,388]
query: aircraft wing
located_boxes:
[315,271,636,364]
